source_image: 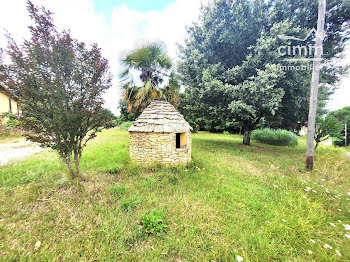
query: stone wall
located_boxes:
[129,131,191,165]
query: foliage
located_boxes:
[314,116,342,149]
[178,0,350,134]
[1,112,20,127]
[328,106,350,146]
[251,128,298,147]
[120,42,180,114]
[119,121,133,130]
[139,210,168,236]
[1,1,114,179]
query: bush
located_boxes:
[139,210,168,236]
[251,128,298,147]
[1,112,20,127]
[119,121,133,130]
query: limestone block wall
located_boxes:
[129,131,191,165]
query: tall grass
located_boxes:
[251,128,298,146]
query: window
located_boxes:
[9,98,12,113]
[176,133,187,149]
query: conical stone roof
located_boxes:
[128,99,192,133]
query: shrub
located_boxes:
[1,112,20,127]
[139,210,168,236]
[251,128,298,147]
[119,121,133,130]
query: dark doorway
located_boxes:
[176,133,181,148]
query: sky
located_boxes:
[0,0,349,115]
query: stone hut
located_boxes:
[128,99,192,165]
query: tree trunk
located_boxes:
[243,128,251,146]
[306,0,326,170]
[74,150,81,178]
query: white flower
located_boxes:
[308,250,313,254]
[34,241,41,250]
[273,185,278,188]
[338,220,342,223]
[335,250,342,256]
[321,179,325,181]
[347,192,350,196]
[338,209,342,211]
[266,221,272,225]
[312,190,317,193]
[345,234,350,239]
[343,224,350,230]
[237,255,243,261]
[310,239,315,244]
[285,192,289,195]
[304,186,312,192]
[329,223,336,227]
[323,243,332,249]
[281,219,286,222]
[303,196,307,199]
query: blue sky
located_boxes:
[93,0,176,21]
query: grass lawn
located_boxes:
[1,128,349,261]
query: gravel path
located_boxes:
[345,152,350,158]
[0,141,43,166]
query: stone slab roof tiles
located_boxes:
[128,99,192,133]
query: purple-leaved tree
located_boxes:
[2,1,115,179]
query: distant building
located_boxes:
[128,99,192,165]
[0,84,19,115]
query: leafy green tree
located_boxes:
[2,1,114,179]
[329,106,350,146]
[120,42,180,113]
[178,0,350,133]
[314,116,342,149]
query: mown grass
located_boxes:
[0,129,349,261]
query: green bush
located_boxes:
[251,128,298,147]
[119,121,133,130]
[139,210,168,236]
[1,112,20,127]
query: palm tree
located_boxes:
[120,42,179,113]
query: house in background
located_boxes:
[0,83,19,115]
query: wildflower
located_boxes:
[338,209,342,211]
[343,224,350,230]
[281,219,286,222]
[310,239,315,244]
[345,234,350,239]
[308,250,312,254]
[323,243,332,249]
[335,250,342,256]
[338,220,342,223]
[236,255,243,261]
[312,190,317,193]
[285,192,289,195]
[34,241,41,250]
[304,186,312,192]
[303,196,307,199]
[273,185,278,188]
[321,179,325,181]
[266,221,272,225]
[329,223,336,227]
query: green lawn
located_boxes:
[1,129,349,261]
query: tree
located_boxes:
[178,0,350,133]
[120,42,180,114]
[329,106,350,146]
[314,116,342,149]
[2,1,114,179]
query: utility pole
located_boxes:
[306,0,326,170]
[345,120,348,147]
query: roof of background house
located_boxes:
[128,99,192,133]
[0,83,18,101]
